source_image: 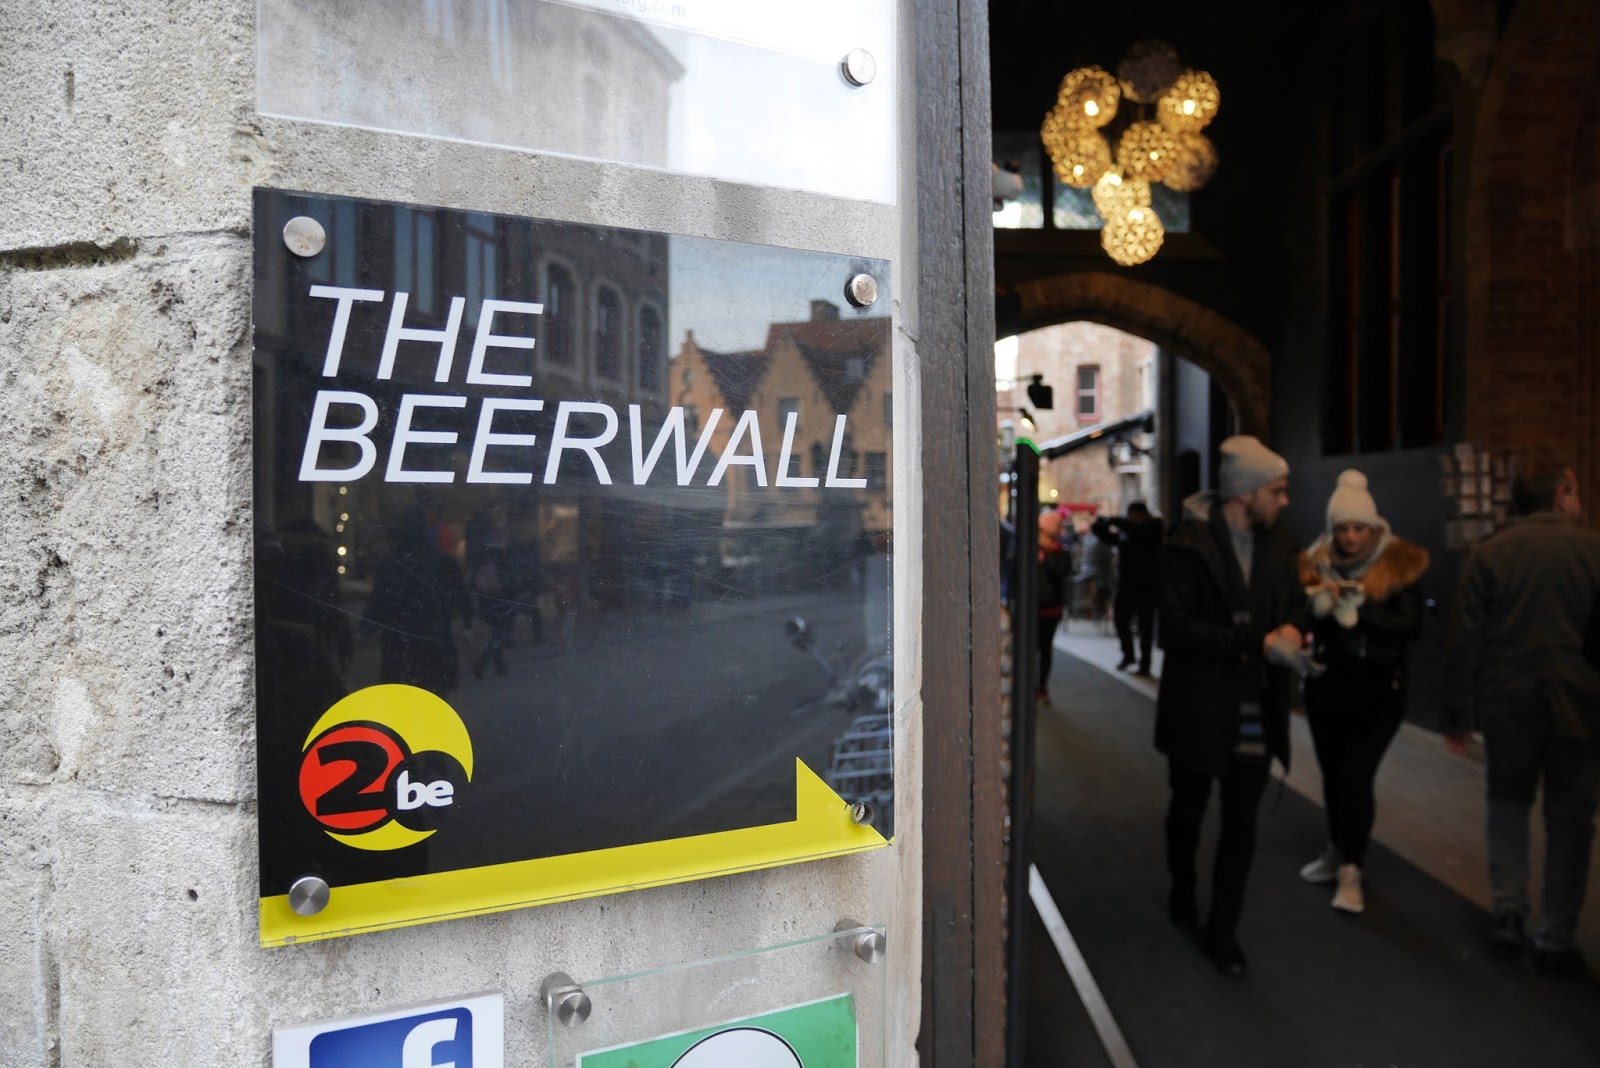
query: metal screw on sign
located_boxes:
[848,800,875,826]
[540,972,592,1027]
[845,274,878,309]
[287,875,330,916]
[282,215,327,258]
[841,49,877,87]
[834,919,887,964]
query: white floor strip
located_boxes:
[1029,863,1140,1068]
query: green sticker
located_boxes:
[577,993,856,1068]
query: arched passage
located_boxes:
[1006,271,1272,439]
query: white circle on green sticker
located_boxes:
[672,1027,803,1068]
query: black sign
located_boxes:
[253,190,893,943]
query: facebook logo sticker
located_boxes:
[275,994,503,1068]
[310,1008,470,1068]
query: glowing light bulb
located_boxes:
[1084,100,1100,117]
[337,565,346,575]
[335,523,345,533]
[1072,164,1085,177]
[338,486,348,496]
[337,546,347,556]
[1182,99,1197,115]
[340,512,349,521]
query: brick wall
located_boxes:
[1464,0,1600,505]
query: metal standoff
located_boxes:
[540,972,593,1027]
[845,273,878,309]
[840,48,878,87]
[834,919,887,964]
[282,215,327,258]
[848,800,875,826]
[287,875,330,916]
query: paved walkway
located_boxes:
[1026,642,1600,1067]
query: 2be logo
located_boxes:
[297,685,474,851]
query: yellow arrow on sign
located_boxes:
[260,759,889,947]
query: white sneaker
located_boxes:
[1299,845,1340,884]
[1332,863,1365,914]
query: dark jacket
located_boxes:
[1443,512,1600,740]
[1104,514,1164,596]
[1155,492,1307,775]
[1300,534,1429,708]
[1037,545,1074,617]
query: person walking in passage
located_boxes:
[1157,435,1309,976]
[1035,507,1075,706]
[1104,501,1163,675]
[1297,470,1429,914]
[1443,460,1600,974]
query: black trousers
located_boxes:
[1036,614,1062,690]
[1115,588,1156,667]
[1166,755,1271,938]
[1305,675,1404,866]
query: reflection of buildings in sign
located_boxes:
[674,301,892,546]
[263,0,684,169]
[252,197,672,601]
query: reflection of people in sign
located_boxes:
[364,505,469,695]
[464,509,529,679]
[1103,501,1162,675]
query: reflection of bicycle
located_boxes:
[784,617,894,834]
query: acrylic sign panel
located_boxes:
[253,189,893,944]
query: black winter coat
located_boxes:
[1155,495,1307,776]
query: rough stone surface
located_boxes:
[2,2,923,1064]
[0,0,259,250]
[0,236,256,802]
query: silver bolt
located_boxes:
[845,274,878,309]
[282,215,327,258]
[841,49,877,87]
[848,800,875,825]
[287,875,330,916]
[835,919,887,964]
[540,972,592,1027]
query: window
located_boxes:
[883,390,892,429]
[544,264,574,365]
[846,356,866,380]
[684,404,699,433]
[785,448,803,481]
[811,442,828,478]
[638,306,663,390]
[464,216,499,327]
[393,210,437,316]
[777,396,800,427]
[865,452,888,491]
[681,366,694,389]
[1076,365,1101,422]
[595,286,623,380]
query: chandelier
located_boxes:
[1041,41,1219,266]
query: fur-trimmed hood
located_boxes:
[1299,534,1430,604]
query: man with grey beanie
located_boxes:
[1156,434,1310,975]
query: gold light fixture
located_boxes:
[1116,40,1183,104]
[1042,120,1112,188]
[1054,66,1121,128]
[1162,131,1219,193]
[1039,42,1221,266]
[1092,172,1151,218]
[1101,205,1166,267]
[1116,120,1179,183]
[1158,70,1221,133]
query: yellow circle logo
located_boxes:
[297,685,474,852]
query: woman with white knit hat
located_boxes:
[1296,470,1430,914]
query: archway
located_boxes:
[1003,271,1273,439]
